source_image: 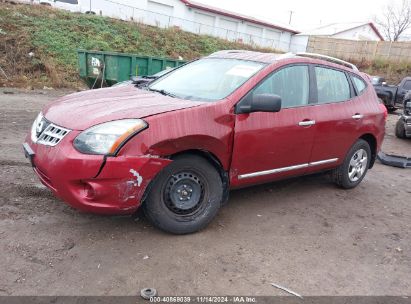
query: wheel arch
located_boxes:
[142,149,230,206]
[170,149,230,204]
[359,133,377,168]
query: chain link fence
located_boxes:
[86,0,304,52]
[18,0,308,51]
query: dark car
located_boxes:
[373,76,411,112]
[395,91,411,138]
[24,50,386,234]
[371,76,386,86]
[112,68,176,88]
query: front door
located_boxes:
[230,65,316,187]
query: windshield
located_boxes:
[148,58,266,101]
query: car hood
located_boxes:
[43,86,205,130]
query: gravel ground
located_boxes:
[0,88,410,296]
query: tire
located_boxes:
[143,154,223,234]
[386,105,396,113]
[395,119,406,139]
[332,139,371,189]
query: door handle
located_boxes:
[352,114,364,120]
[298,120,316,127]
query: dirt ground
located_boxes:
[0,88,410,296]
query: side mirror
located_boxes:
[237,94,282,114]
[382,82,387,86]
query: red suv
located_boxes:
[24,51,386,234]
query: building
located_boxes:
[298,22,384,41]
[27,0,299,51]
[290,22,384,52]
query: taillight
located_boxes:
[380,103,388,120]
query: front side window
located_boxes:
[315,67,350,103]
[149,58,265,102]
[352,75,367,95]
[403,80,411,90]
[252,65,310,108]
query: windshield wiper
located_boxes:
[148,88,177,98]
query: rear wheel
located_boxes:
[143,155,223,234]
[395,119,406,139]
[332,139,371,189]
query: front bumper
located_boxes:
[377,152,411,168]
[23,132,171,215]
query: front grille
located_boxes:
[37,123,71,146]
[32,113,71,147]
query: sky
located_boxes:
[194,0,397,32]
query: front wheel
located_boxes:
[395,119,406,139]
[143,155,223,234]
[332,139,371,189]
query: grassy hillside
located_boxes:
[1,3,410,89]
[0,2,275,89]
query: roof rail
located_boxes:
[276,52,295,60]
[296,52,359,71]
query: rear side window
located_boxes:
[352,75,367,94]
[315,67,350,103]
[253,65,310,108]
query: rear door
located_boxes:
[230,64,316,187]
[306,65,364,173]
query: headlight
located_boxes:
[73,119,148,155]
[31,112,44,143]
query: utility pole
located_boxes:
[288,10,294,25]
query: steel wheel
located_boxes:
[143,154,223,234]
[348,148,368,182]
[164,171,205,216]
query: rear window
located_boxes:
[352,75,367,95]
[315,67,350,103]
[371,77,381,85]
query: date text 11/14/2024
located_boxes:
[149,296,257,303]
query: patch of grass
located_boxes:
[0,3,276,88]
[354,58,411,84]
